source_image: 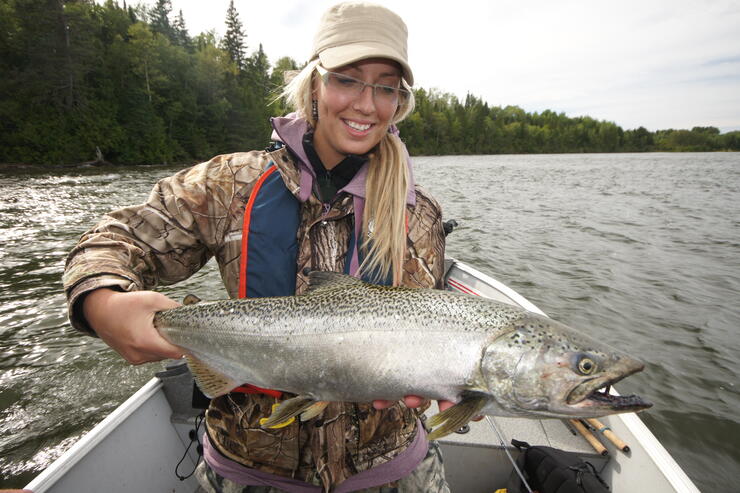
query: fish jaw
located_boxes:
[560,358,652,416]
[480,314,652,419]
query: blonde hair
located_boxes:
[281,61,417,285]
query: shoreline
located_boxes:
[2,150,738,170]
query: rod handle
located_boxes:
[569,419,608,456]
[586,418,630,453]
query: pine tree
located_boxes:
[173,9,191,49]
[248,43,271,95]
[149,0,174,41]
[222,0,246,71]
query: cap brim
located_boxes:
[319,42,414,86]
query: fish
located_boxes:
[153,271,652,439]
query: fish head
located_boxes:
[480,313,652,418]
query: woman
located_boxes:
[63,2,448,491]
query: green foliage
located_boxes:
[0,0,279,165]
[0,1,737,165]
[397,91,740,155]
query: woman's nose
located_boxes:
[352,84,376,114]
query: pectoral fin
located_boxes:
[427,392,488,440]
[259,403,295,429]
[260,395,318,428]
[185,354,240,399]
[300,401,329,421]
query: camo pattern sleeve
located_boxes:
[402,185,446,290]
[62,152,268,334]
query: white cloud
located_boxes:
[128,0,740,131]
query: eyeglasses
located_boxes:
[315,65,410,107]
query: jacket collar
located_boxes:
[270,113,416,206]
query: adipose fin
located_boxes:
[182,294,202,305]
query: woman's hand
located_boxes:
[372,395,484,421]
[83,288,184,365]
[372,396,455,412]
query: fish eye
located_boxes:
[577,356,597,375]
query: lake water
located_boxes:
[1,152,738,490]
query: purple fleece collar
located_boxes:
[270,115,416,206]
[271,115,315,202]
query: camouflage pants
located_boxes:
[195,440,450,493]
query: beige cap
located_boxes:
[311,2,414,86]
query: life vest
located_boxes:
[238,163,300,300]
[232,159,397,398]
[232,162,298,398]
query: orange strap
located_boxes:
[232,384,283,398]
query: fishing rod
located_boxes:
[484,416,534,493]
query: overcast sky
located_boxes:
[135,0,740,132]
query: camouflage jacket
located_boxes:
[63,116,446,489]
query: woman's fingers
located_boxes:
[83,288,184,364]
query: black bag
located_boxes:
[507,439,610,493]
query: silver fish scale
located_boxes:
[153,278,539,402]
[157,283,530,339]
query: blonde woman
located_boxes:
[64,2,449,491]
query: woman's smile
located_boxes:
[343,118,374,134]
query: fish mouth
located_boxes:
[566,365,652,413]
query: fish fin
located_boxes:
[261,395,317,428]
[300,401,329,421]
[305,271,365,294]
[259,403,295,429]
[183,294,202,305]
[185,353,240,399]
[427,392,489,440]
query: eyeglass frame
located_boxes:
[315,65,410,106]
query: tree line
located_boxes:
[1,0,738,166]
[399,92,740,155]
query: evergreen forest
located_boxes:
[2,0,738,166]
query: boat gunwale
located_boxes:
[24,377,163,493]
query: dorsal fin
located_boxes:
[305,271,365,294]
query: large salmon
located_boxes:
[154,272,651,439]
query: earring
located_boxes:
[312,99,319,121]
